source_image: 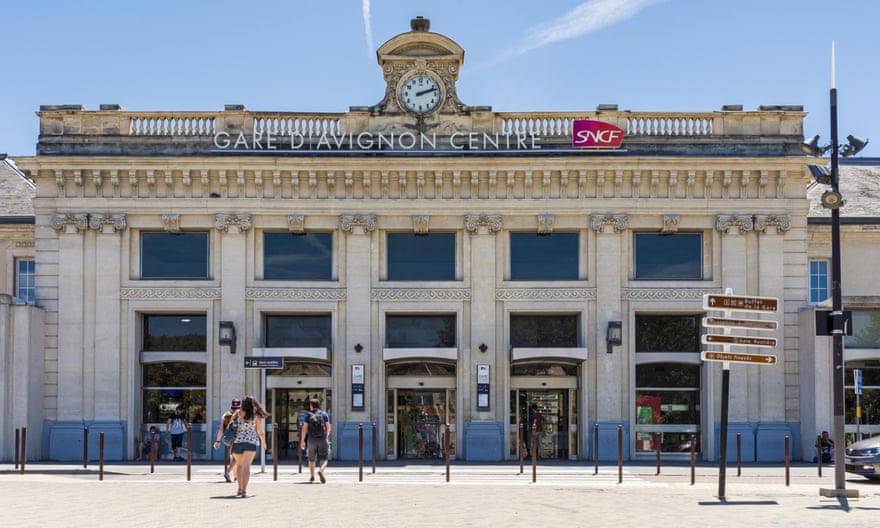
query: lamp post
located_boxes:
[802,44,868,498]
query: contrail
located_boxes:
[363,0,374,58]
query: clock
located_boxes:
[400,74,442,115]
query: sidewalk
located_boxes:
[1,461,877,527]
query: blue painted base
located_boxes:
[48,421,125,461]
[755,422,794,462]
[463,422,503,461]
[590,422,630,461]
[335,421,377,461]
[713,422,756,462]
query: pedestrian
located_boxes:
[299,398,331,483]
[230,395,269,498]
[136,426,161,461]
[212,398,241,482]
[530,404,544,459]
[817,430,835,463]
[166,406,189,461]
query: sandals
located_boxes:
[237,489,247,498]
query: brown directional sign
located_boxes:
[701,351,777,365]
[702,317,778,331]
[702,334,777,348]
[703,294,778,313]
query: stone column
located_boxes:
[215,214,251,403]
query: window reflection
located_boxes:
[634,232,702,280]
[264,232,332,280]
[387,233,455,281]
[141,232,209,279]
[265,315,332,348]
[510,314,579,348]
[510,232,578,280]
[386,315,456,347]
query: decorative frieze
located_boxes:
[121,287,222,299]
[246,288,346,300]
[496,288,593,300]
[215,213,252,233]
[340,214,377,234]
[590,214,628,233]
[371,288,471,301]
[622,288,721,301]
[51,213,89,233]
[89,213,127,233]
[464,213,502,234]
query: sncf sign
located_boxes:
[572,119,625,148]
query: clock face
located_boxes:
[400,74,441,115]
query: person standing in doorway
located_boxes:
[529,404,544,459]
[299,398,331,483]
[166,406,188,461]
[212,398,241,482]
[230,395,269,498]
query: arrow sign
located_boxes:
[702,351,777,365]
[702,334,777,348]
[702,317,778,331]
[703,294,778,313]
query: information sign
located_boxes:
[701,351,777,365]
[702,334,777,348]
[702,317,777,330]
[244,356,283,369]
[703,294,778,313]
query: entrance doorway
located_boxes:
[269,389,330,459]
[510,389,577,460]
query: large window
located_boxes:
[15,258,35,304]
[141,232,209,279]
[264,232,332,280]
[634,314,702,454]
[386,314,456,348]
[265,314,332,348]
[144,315,207,351]
[510,314,579,347]
[634,233,703,280]
[387,233,455,281]
[509,232,579,281]
[845,365,880,443]
[845,310,880,349]
[809,260,829,304]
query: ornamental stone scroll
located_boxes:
[464,214,502,234]
[89,213,127,233]
[754,214,791,234]
[715,214,754,234]
[340,214,377,234]
[537,214,555,235]
[412,215,430,235]
[288,214,305,234]
[215,213,252,234]
[590,214,628,233]
[51,213,90,233]
[662,214,681,234]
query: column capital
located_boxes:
[89,213,127,233]
[51,213,89,233]
[340,214,377,234]
[215,213,252,234]
[590,214,628,233]
[464,214,502,234]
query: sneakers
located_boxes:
[318,470,326,484]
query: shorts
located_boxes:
[307,438,329,463]
[232,442,257,454]
[171,433,184,448]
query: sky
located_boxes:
[1,0,878,158]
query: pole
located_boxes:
[358,423,364,482]
[272,422,278,481]
[736,433,742,477]
[445,424,450,483]
[718,365,730,499]
[817,435,823,477]
[785,436,790,487]
[617,425,623,484]
[518,422,524,474]
[531,426,537,483]
[20,427,27,474]
[83,426,89,469]
[99,432,105,481]
[150,436,157,473]
[690,434,696,485]
[593,423,599,475]
[14,428,19,470]
[371,422,377,474]
[654,432,661,475]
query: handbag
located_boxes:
[221,420,238,447]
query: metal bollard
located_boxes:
[298,430,303,473]
[594,423,599,475]
[20,427,27,474]
[14,428,19,470]
[358,423,364,482]
[519,423,524,474]
[272,423,279,481]
[371,422,377,474]
[617,425,623,484]
[654,432,661,475]
[784,436,790,487]
[531,427,537,483]
[99,432,105,481]
[736,433,742,477]
[445,424,450,483]
[186,424,193,480]
[150,436,158,473]
[816,435,823,477]
[689,434,696,485]
[83,426,89,469]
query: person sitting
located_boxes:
[816,431,834,463]
[137,426,161,461]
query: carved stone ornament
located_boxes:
[662,214,681,234]
[464,214,502,234]
[412,215,430,234]
[754,214,791,234]
[162,214,180,233]
[215,213,253,233]
[340,214,377,233]
[537,214,555,235]
[716,214,754,233]
[590,214,629,233]
[51,213,89,233]
[288,214,305,234]
[89,213,127,233]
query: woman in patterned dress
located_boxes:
[230,395,269,497]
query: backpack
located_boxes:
[307,411,325,438]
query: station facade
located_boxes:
[3,18,878,463]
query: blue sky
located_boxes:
[1,0,878,157]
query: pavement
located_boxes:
[1,460,878,527]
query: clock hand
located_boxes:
[415,87,438,97]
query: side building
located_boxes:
[4,19,877,463]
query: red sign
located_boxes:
[572,120,625,148]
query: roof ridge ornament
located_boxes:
[411,16,430,31]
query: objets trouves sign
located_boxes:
[211,119,624,152]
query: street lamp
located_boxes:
[802,49,868,497]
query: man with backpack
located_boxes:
[299,398,331,483]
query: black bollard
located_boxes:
[736,433,742,477]
[689,434,696,485]
[83,426,89,469]
[617,425,623,484]
[816,435,823,477]
[654,432,661,475]
[519,422,524,474]
[20,427,27,474]
[784,436,790,487]
[594,423,599,475]
[273,422,279,481]
[531,427,537,483]
[99,432,105,481]
[186,424,192,481]
[150,436,158,473]
[445,424,450,483]
[372,422,377,474]
[358,423,364,482]
[14,428,19,470]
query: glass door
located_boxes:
[509,389,573,459]
[270,389,328,459]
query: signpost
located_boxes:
[702,291,780,500]
[855,369,863,440]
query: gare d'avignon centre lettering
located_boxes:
[212,119,624,152]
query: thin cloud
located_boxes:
[507,0,664,59]
[363,0,374,58]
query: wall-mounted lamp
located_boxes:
[606,321,622,354]
[354,343,363,353]
[479,343,488,353]
[218,321,236,354]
